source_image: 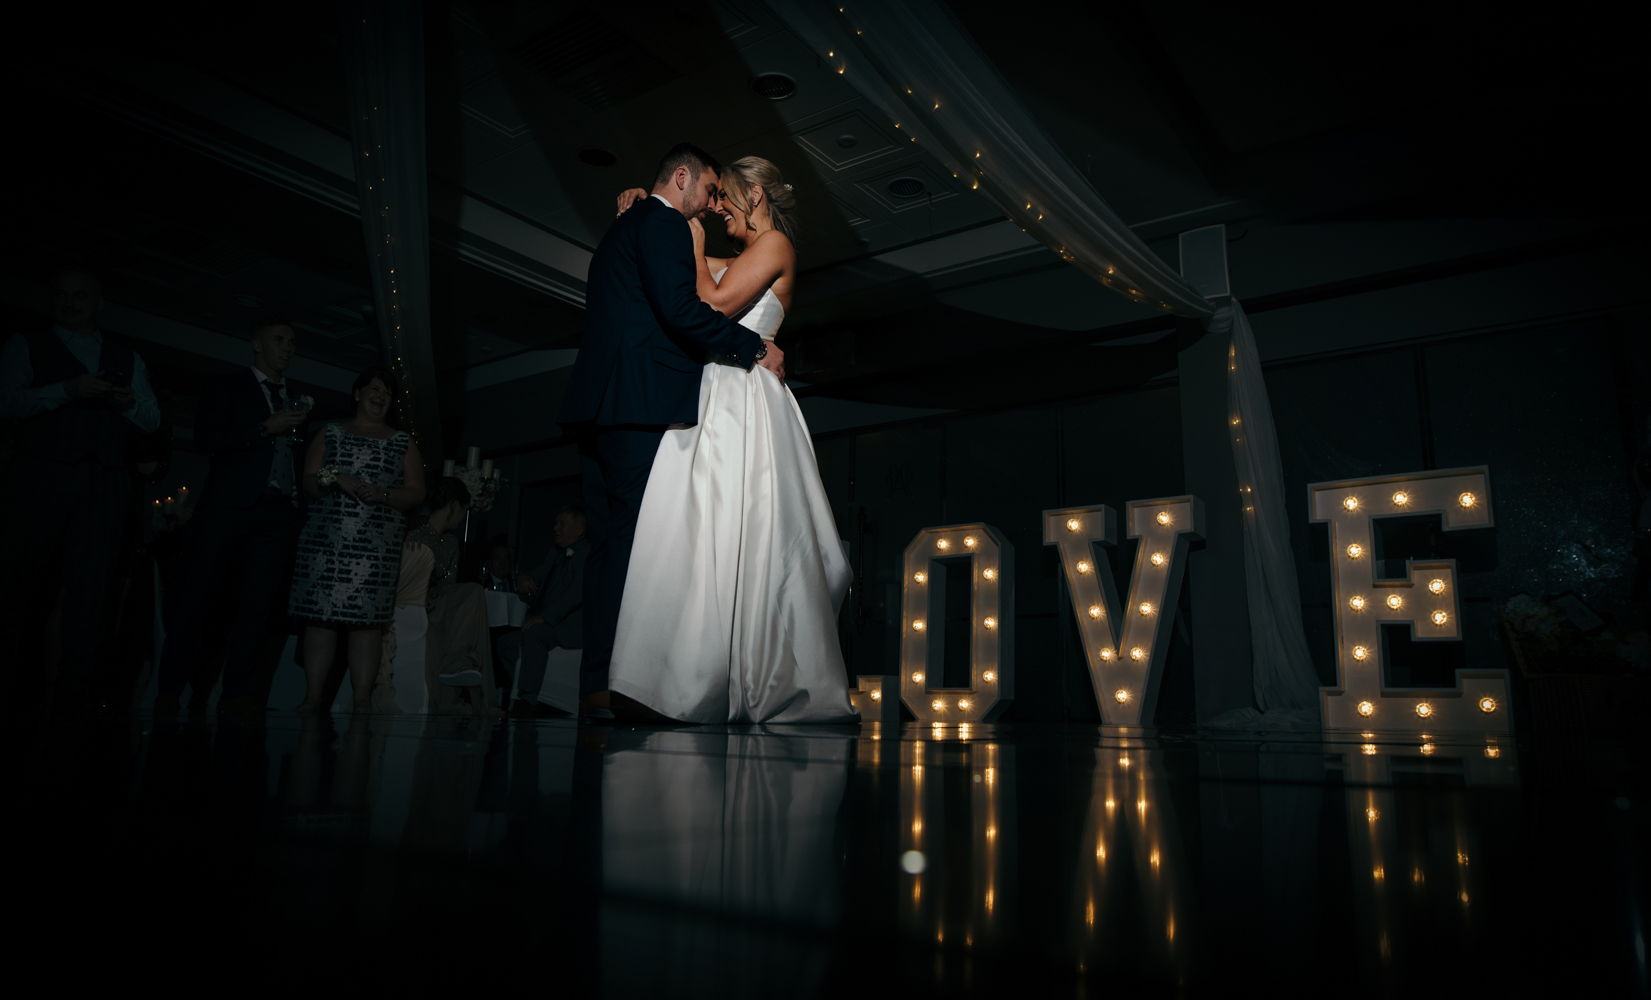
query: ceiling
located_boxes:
[3,1,1639,442]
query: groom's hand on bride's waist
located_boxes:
[756,341,784,380]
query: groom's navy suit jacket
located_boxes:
[558,196,765,427]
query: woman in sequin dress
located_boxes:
[290,367,427,711]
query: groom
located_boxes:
[559,142,784,718]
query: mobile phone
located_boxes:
[101,370,132,389]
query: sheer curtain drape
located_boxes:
[1210,302,1322,714]
[765,0,1321,718]
[764,0,1213,316]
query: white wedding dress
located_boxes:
[608,270,858,724]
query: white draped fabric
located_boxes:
[765,0,1214,318]
[1212,300,1322,713]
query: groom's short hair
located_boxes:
[654,142,721,188]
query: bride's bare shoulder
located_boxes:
[746,229,795,266]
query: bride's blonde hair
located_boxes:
[721,155,796,241]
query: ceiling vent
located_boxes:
[751,73,797,100]
[578,148,617,167]
[886,177,927,199]
[512,11,678,112]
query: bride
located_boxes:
[607,156,857,724]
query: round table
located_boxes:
[483,589,527,628]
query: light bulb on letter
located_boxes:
[964,536,976,548]
[1113,689,1129,703]
[911,672,923,683]
[1066,518,1081,532]
[1349,595,1367,611]
[1342,496,1360,511]
[958,699,970,710]
[912,620,925,631]
[1352,645,1369,661]
[1347,543,1364,559]
[982,568,995,580]
[1478,697,1497,713]
[1387,594,1404,610]
[1357,700,1375,717]
[1156,511,1171,525]
[1076,560,1090,574]
[1459,492,1477,508]
[1129,647,1144,661]
[1415,702,1434,718]
[1099,648,1113,661]
[983,617,997,630]
[1150,552,1164,566]
[1138,602,1153,616]
[982,671,995,682]
[1429,578,1445,594]
[1392,491,1410,506]
[936,539,949,550]
[1088,605,1102,619]
[932,699,944,711]
[1432,610,1449,626]
[914,572,926,584]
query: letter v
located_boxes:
[1043,497,1204,725]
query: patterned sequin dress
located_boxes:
[289,423,409,626]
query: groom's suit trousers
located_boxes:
[578,426,663,699]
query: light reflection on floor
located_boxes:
[21,712,1646,994]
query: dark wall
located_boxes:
[818,315,1648,720]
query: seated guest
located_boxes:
[290,367,426,712]
[154,318,306,716]
[0,266,161,708]
[501,504,590,715]
[479,540,515,591]
[411,480,502,714]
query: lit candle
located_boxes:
[177,487,189,503]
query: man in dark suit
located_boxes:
[558,142,784,716]
[154,317,307,716]
[499,504,591,715]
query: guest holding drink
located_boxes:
[153,316,301,717]
[290,367,426,712]
[0,267,160,708]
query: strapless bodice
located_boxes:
[713,266,785,341]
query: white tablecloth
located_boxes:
[484,589,527,628]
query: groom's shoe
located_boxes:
[578,692,615,721]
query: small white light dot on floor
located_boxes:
[901,850,927,874]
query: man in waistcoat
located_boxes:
[0,266,160,708]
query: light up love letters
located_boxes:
[1311,467,1510,735]
[899,524,1015,723]
[1043,498,1204,726]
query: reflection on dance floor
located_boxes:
[22,713,1644,994]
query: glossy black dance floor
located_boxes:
[22,711,1647,995]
